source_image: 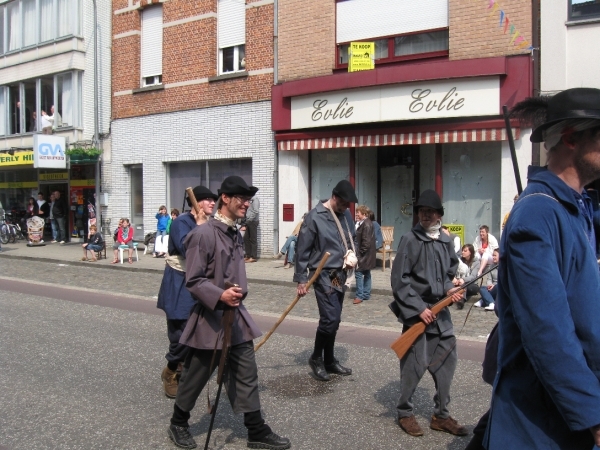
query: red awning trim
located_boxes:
[277,128,520,151]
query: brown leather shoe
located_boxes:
[398,415,424,437]
[353,298,363,305]
[245,258,257,263]
[161,366,179,399]
[430,415,468,436]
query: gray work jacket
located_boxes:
[294,201,355,289]
[390,223,459,336]
[179,218,262,349]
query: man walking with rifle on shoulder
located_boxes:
[167,176,290,450]
[390,189,467,438]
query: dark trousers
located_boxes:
[314,283,344,336]
[55,216,66,242]
[244,220,259,259]
[175,341,261,415]
[166,319,189,368]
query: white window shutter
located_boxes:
[337,0,448,43]
[218,0,245,49]
[141,5,163,78]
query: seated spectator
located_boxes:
[274,214,306,269]
[476,248,499,311]
[154,205,169,258]
[473,225,498,276]
[441,225,461,257]
[453,243,481,310]
[501,194,519,232]
[368,210,383,250]
[166,208,180,235]
[82,225,104,262]
[112,218,135,264]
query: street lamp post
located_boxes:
[92,0,102,236]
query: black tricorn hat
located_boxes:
[186,185,218,206]
[531,87,600,143]
[218,176,259,197]
[332,180,358,203]
[414,189,444,216]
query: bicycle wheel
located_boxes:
[0,224,8,244]
[8,225,16,243]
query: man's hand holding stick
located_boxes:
[185,186,208,225]
[254,252,330,352]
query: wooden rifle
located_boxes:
[389,265,498,360]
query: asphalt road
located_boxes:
[0,264,491,450]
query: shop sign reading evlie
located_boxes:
[291,77,500,129]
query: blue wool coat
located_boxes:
[156,213,197,320]
[485,167,600,449]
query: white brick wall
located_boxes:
[107,100,277,257]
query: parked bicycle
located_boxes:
[0,209,8,244]
[2,211,26,243]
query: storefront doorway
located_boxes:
[378,146,420,246]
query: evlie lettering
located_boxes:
[409,87,465,114]
[312,98,354,122]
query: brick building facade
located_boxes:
[109,0,276,255]
[273,0,534,248]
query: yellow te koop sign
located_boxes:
[348,42,375,73]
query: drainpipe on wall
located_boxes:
[531,0,541,165]
[272,0,279,252]
[92,0,102,235]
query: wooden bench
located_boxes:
[377,226,394,272]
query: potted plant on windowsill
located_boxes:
[65,147,102,163]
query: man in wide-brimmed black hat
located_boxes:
[390,189,467,438]
[295,179,358,382]
[167,176,290,450]
[157,185,217,399]
[482,89,600,449]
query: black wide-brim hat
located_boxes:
[186,186,218,207]
[531,87,600,143]
[332,179,358,203]
[218,176,259,197]
[414,189,444,216]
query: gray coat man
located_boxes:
[167,176,290,450]
[390,189,467,438]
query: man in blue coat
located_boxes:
[485,88,600,449]
[157,186,217,398]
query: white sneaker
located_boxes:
[51,240,57,243]
[474,300,483,308]
[485,303,495,311]
[273,252,284,259]
[59,241,65,244]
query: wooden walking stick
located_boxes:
[254,252,331,352]
[185,186,204,218]
[389,265,498,360]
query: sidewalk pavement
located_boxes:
[0,240,394,294]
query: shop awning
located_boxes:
[277,127,520,151]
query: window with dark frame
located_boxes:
[569,0,600,20]
[337,29,449,67]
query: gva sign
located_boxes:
[33,135,66,169]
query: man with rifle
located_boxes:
[390,189,467,438]
[484,88,600,449]
[167,176,290,450]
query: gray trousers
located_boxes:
[396,332,457,419]
[175,341,261,414]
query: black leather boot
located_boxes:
[308,356,330,381]
[247,432,291,449]
[325,359,352,375]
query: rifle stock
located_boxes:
[389,265,497,359]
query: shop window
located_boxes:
[130,165,144,230]
[220,44,245,74]
[310,150,349,208]
[0,88,5,136]
[570,0,600,20]
[140,5,163,87]
[336,29,449,68]
[168,159,252,210]
[0,71,80,136]
[217,0,245,75]
[0,168,38,213]
[23,80,36,132]
[0,0,79,55]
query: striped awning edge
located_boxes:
[278,128,521,151]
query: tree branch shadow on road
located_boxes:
[188,402,247,449]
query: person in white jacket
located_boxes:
[473,225,498,276]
